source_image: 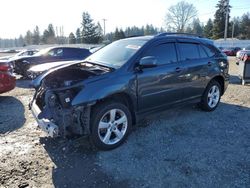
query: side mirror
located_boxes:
[139,56,157,69]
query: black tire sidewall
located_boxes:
[90,102,132,150]
[201,81,221,111]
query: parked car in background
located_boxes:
[13,47,91,77]
[27,60,80,79]
[222,47,241,56]
[30,33,229,150]
[0,62,15,94]
[0,49,38,61]
[236,46,250,65]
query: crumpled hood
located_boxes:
[31,60,83,88]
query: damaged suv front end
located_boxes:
[30,61,112,138]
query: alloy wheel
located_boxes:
[207,85,220,108]
[98,108,128,145]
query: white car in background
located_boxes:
[0,49,38,61]
[236,46,250,65]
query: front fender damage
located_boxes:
[30,62,111,137]
[32,89,91,138]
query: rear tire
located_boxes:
[90,101,132,150]
[200,80,221,111]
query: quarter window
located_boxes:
[198,45,209,58]
[144,43,177,65]
[202,45,216,57]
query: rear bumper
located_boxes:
[0,73,16,94]
[31,100,59,137]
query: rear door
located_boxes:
[176,41,210,100]
[137,40,185,112]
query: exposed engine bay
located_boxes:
[43,63,109,88]
[31,62,111,137]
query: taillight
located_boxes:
[0,64,9,72]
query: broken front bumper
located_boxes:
[31,100,59,137]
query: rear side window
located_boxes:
[144,43,177,65]
[178,43,200,61]
[48,48,64,57]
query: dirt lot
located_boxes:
[0,57,249,188]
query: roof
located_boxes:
[121,33,213,45]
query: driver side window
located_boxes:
[143,43,177,65]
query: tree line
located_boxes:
[165,0,250,39]
[0,0,250,48]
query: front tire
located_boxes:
[200,80,221,111]
[90,102,132,150]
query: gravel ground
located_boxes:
[0,57,249,188]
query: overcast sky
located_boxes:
[0,0,249,38]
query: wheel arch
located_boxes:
[211,75,225,95]
[93,92,137,125]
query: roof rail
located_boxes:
[155,32,203,38]
[126,35,144,38]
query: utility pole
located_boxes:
[102,19,107,37]
[224,0,229,40]
[231,21,235,39]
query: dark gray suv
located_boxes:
[30,33,229,150]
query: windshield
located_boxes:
[85,39,147,68]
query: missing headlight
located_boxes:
[57,90,74,108]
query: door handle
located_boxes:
[175,67,182,73]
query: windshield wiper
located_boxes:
[84,60,115,71]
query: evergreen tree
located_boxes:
[42,29,49,44]
[203,19,213,38]
[185,26,193,33]
[25,30,33,45]
[106,32,114,42]
[96,22,104,43]
[229,17,240,38]
[192,18,203,35]
[75,28,81,43]
[47,24,56,44]
[42,24,56,44]
[119,29,125,39]
[144,24,157,35]
[113,28,120,41]
[69,32,76,44]
[212,0,231,39]
[18,35,25,47]
[33,26,40,45]
[239,13,250,39]
[113,28,125,41]
[81,12,102,43]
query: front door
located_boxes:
[136,41,185,113]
